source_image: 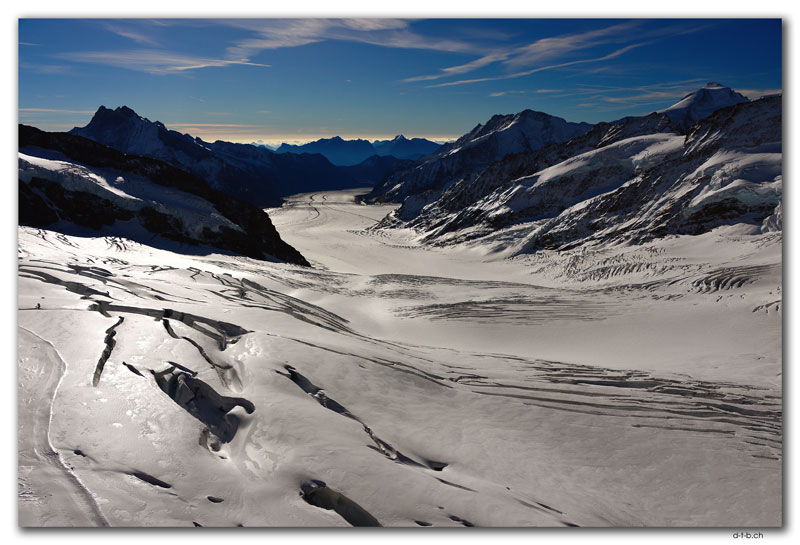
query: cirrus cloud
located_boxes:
[55,49,270,74]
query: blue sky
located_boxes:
[18,18,782,145]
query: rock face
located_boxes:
[363,109,593,217]
[19,125,310,266]
[70,106,357,207]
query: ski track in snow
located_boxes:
[17,189,782,527]
[18,327,110,527]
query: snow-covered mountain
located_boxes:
[275,135,441,165]
[19,125,309,265]
[70,106,358,207]
[384,111,680,230]
[372,85,779,255]
[363,110,593,217]
[659,82,748,130]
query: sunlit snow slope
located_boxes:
[18,187,780,527]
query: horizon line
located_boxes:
[17,120,459,147]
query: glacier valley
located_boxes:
[18,186,781,527]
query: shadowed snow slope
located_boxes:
[19,125,309,266]
[19,183,781,527]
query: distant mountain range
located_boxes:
[70,106,360,207]
[367,83,781,253]
[275,135,442,166]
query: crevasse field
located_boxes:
[17,188,781,527]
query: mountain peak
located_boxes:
[85,105,147,126]
[116,105,139,116]
[660,83,748,129]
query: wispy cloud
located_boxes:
[341,19,409,32]
[167,123,262,128]
[19,62,70,75]
[402,51,512,83]
[488,89,527,97]
[602,90,692,103]
[579,79,718,107]
[542,78,753,112]
[504,22,639,68]
[223,19,333,57]
[401,22,640,84]
[20,108,96,115]
[427,43,646,88]
[101,23,160,46]
[738,88,782,99]
[401,21,711,88]
[56,49,270,74]
[222,18,477,62]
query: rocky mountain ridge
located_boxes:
[70,106,358,207]
[19,125,310,265]
[368,84,781,255]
